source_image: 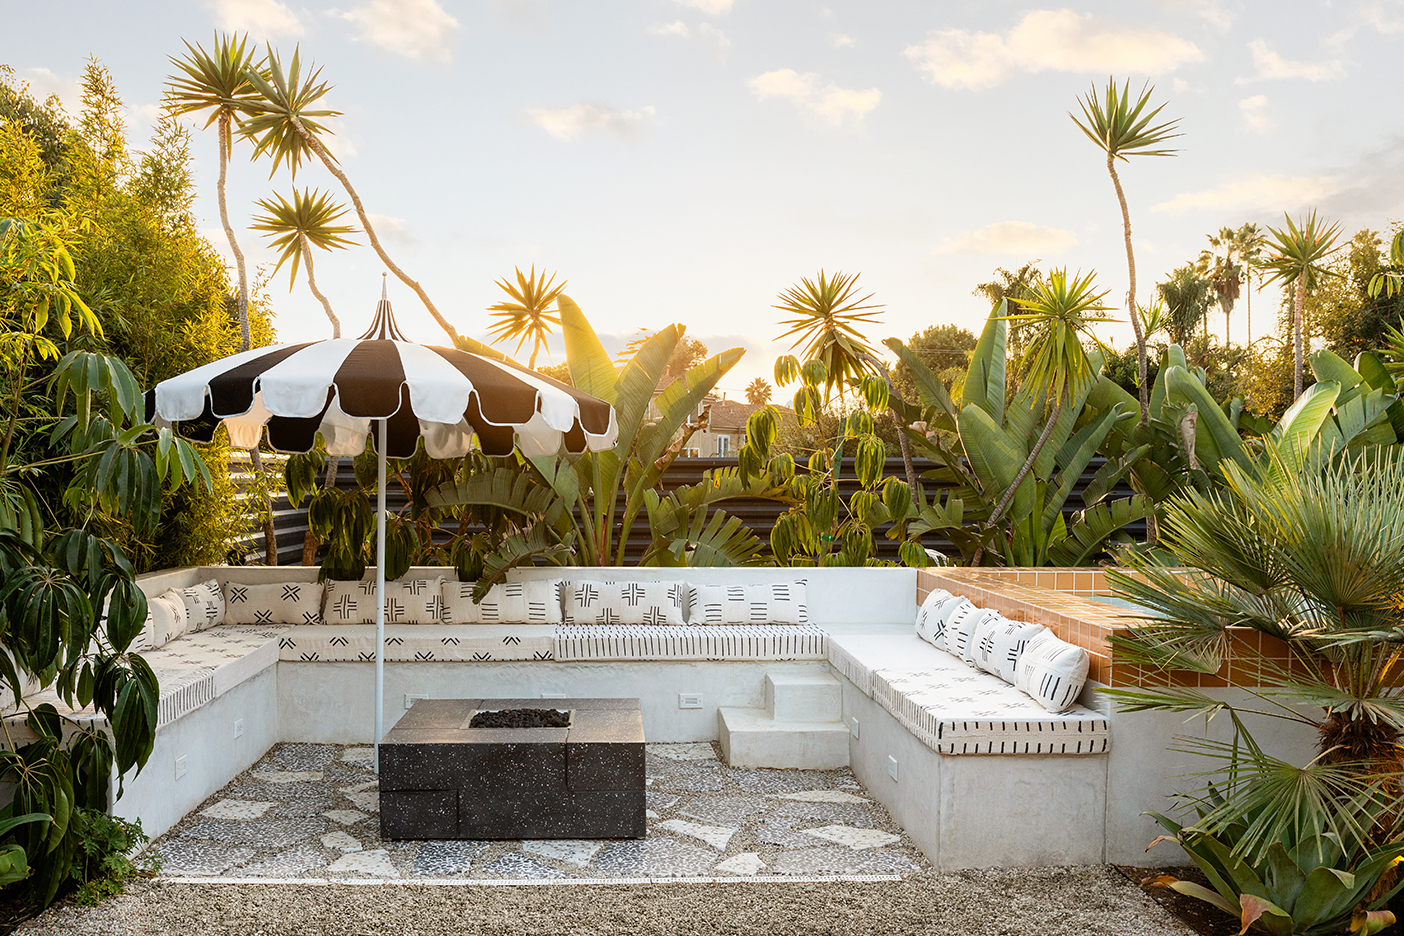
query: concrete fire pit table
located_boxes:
[379,698,646,840]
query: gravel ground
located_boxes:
[17,867,1193,936]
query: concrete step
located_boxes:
[717,706,849,769]
[765,672,842,722]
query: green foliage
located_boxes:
[890,323,975,406]
[68,810,152,907]
[887,304,1149,566]
[485,267,565,370]
[1071,76,1182,162]
[773,271,883,402]
[250,188,357,290]
[1150,778,1402,936]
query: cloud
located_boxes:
[367,213,416,246]
[205,0,305,37]
[527,103,657,141]
[333,0,459,64]
[1157,0,1233,29]
[1240,39,1345,82]
[647,20,730,59]
[671,0,734,14]
[749,69,880,127]
[933,221,1077,256]
[904,9,1202,90]
[1153,174,1343,216]
[1239,95,1270,133]
[830,33,855,48]
[19,67,81,114]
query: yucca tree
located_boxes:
[774,270,883,403]
[240,45,462,346]
[485,266,565,369]
[1263,211,1343,398]
[165,32,260,352]
[1072,77,1181,425]
[970,268,1115,565]
[1106,447,1404,863]
[746,377,772,405]
[250,188,358,338]
[1197,226,1243,346]
[1156,265,1213,347]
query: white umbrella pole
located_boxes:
[373,418,387,774]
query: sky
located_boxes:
[4,0,1404,399]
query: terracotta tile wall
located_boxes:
[915,567,1292,689]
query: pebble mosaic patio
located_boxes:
[148,742,928,881]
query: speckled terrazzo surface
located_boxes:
[141,742,926,881]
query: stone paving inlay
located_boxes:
[148,741,929,881]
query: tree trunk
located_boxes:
[300,235,340,338]
[217,113,251,354]
[1294,276,1306,398]
[1107,155,1148,425]
[251,448,278,566]
[1246,273,1252,347]
[292,118,461,346]
[971,396,1063,567]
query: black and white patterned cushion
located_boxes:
[944,601,999,665]
[1015,628,1091,713]
[915,589,960,646]
[143,590,188,648]
[323,577,446,624]
[972,617,1045,685]
[686,582,808,625]
[564,579,686,626]
[223,581,326,626]
[177,579,225,633]
[443,580,563,624]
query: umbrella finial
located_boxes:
[381,272,387,301]
[357,276,409,342]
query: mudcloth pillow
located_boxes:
[564,580,686,626]
[914,588,952,644]
[1015,628,1091,713]
[945,602,999,665]
[973,618,1046,684]
[224,581,326,626]
[930,597,971,653]
[443,580,563,624]
[144,590,188,648]
[178,579,225,632]
[686,582,808,625]
[323,577,446,624]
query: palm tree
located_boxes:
[485,266,565,369]
[1106,448,1404,856]
[165,32,260,352]
[1196,226,1243,345]
[1156,265,1212,347]
[1071,78,1181,425]
[774,270,883,403]
[240,45,463,346]
[971,269,1115,565]
[745,378,772,405]
[973,261,1045,367]
[1232,223,1266,347]
[249,188,358,338]
[1263,211,1343,398]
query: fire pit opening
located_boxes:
[468,707,572,730]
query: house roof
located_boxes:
[704,398,795,432]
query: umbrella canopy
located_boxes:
[146,285,617,458]
[147,282,617,770]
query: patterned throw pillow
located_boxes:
[563,580,686,626]
[443,580,563,624]
[223,581,326,626]
[972,617,1046,684]
[144,590,188,648]
[178,579,225,632]
[914,589,959,646]
[686,582,808,625]
[323,578,446,624]
[944,602,1000,665]
[1015,628,1091,713]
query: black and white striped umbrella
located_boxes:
[147,282,617,771]
[147,286,617,458]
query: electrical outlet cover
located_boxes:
[887,754,898,781]
[678,693,703,709]
[175,754,188,780]
[233,719,244,739]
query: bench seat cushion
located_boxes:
[275,625,556,662]
[829,632,1108,756]
[554,624,827,661]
